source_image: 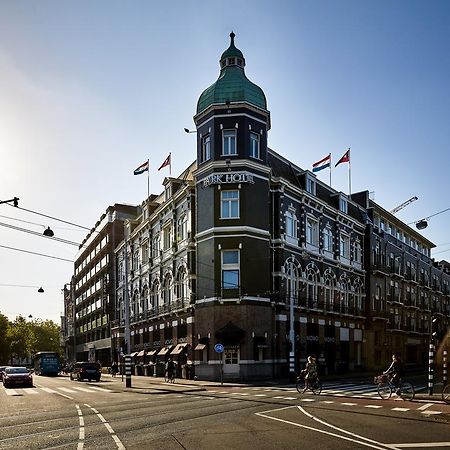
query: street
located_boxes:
[0,375,449,449]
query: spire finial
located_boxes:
[230,31,235,44]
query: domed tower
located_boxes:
[193,33,273,381]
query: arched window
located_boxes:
[151,279,160,310]
[353,278,363,315]
[305,263,319,309]
[323,269,336,311]
[339,275,351,313]
[141,285,149,314]
[284,259,299,306]
[176,266,189,304]
[285,209,298,239]
[162,273,173,306]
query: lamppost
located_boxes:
[429,315,439,395]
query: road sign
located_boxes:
[214,343,224,353]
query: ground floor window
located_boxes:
[224,348,239,365]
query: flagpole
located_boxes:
[329,153,332,187]
[169,152,172,176]
[147,159,150,200]
[348,148,351,194]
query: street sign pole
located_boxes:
[214,343,224,385]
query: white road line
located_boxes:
[40,387,57,394]
[74,387,94,392]
[391,407,410,412]
[24,389,39,394]
[254,394,267,397]
[87,386,110,392]
[283,397,298,400]
[300,398,315,402]
[256,407,397,450]
[297,406,399,450]
[420,410,442,415]
[58,387,77,393]
[342,403,357,406]
[273,396,286,399]
[417,403,433,411]
[365,405,383,409]
[4,389,19,396]
[75,405,84,450]
[57,392,73,399]
[84,404,125,450]
[392,442,450,448]
[321,400,334,404]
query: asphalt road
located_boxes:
[1,375,449,449]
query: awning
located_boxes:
[147,350,157,356]
[136,350,145,357]
[157,346,171,356]
[194,343,206,351]
[129,352,139,357]
[171,343,188,355]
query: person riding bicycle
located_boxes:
[384,353,404,393]
[301,356,318,393]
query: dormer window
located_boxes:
[339,196,348,214]
[306,176,316,195]
[164,185,172,201]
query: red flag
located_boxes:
[335,148,350,167]
[158,153,171,171]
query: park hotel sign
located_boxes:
[202,172,255,188]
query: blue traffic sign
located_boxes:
[214,343,224,353]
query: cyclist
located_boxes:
[301,356,318,393]
[384,353,404,394]
[165,358,175,382]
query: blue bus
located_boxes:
[34,351,60,376]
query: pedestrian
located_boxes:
[165,358,175,382]
[111,361,118,377]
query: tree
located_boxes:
[0,311,10,364]
[8,316,33,363]
[29,319,61,353]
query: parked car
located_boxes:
[3,367,33,388]
[69,362,101,381]
[0,366,10,382]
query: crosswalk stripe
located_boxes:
[24,389,39,394]
[392,407,410,412]
[86,386,110,392]
[365,405,383,409]
[4,389,19,396]
[74,387,94,392]
[41,387,57,393]
[58,387,77,393]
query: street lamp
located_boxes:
[43,227,54,237]
[184,128,196,133]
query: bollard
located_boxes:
[443,350,448,388]
[428,342,434,396]
[125,355,132,388]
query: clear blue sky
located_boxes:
[1,0,449,322]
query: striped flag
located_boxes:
[312,154,331,172]
[134,160,149,175]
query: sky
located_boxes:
[0,0,449,323]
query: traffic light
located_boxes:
[431,316,439,341]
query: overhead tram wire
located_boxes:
[5,203,93,231]
[0,221,84,247]
[0,244,73,263]
[408,206,450,226]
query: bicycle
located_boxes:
[442,383,450,404]
[164,370,176,383]
[374,373,415,401]
[296,372,322,395]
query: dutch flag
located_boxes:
[133,160,149,175]
[312,154,331,173]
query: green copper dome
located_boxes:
[196,32,267,114]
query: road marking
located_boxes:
[392,407,410,412]
[283,397,298,400]
[57,392,73,400]
[74,387,95,392]
[58,387,77,393]
[4,389,20,396]
[420,410,442,415]
[40,387,57,394]
[392,442,450,448]
[84,404,125,450]
[321,400,334,404]
[342,402,357,406]
[273,396,286,399]
[365,405,383,409]
[417,403,433,411]
[300,398,315,402]
[87,386,110,392]
[75,405,84,450]
[24,389,39,394]
[254,394,267,397]
[256,406,398,450]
